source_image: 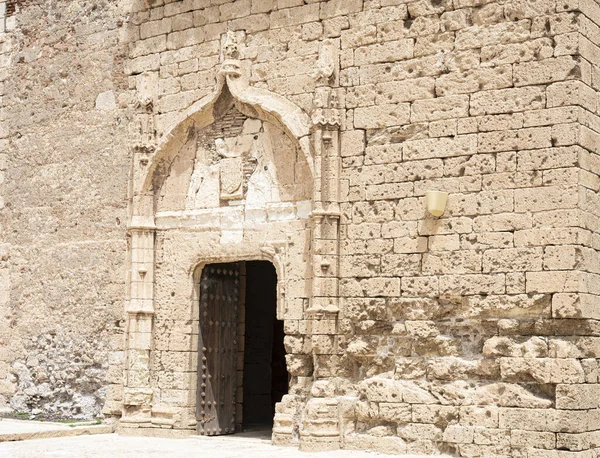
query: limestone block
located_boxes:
[471,86,545,116]
[549,83,597,116]
[166,28,205,50]
[344,434,407,454]
[376,77,435,104]
[411,404,458,427]
[475,428,511,446]
[514,56,580,87]
[123,388,153,406]
[411,95,470,122]
[403,134,476,161]
[552,293,600,319]
[556,430,600,452]
[398,423,443,441]
[345,84,377,108]
[252,0,273,14]
[320,0,363,19]
[460,232,513,250]
[407,0,451,16]
[406,15,442,38]
[455,20,531,51]
[499,408,550,432]
[193,8,220,27]
[436,66,513,96]
[230,13,271,33]
[429,119,457,138]
[460,406,499,428]
[354,103,410,129]
[439,274,505,296]
[483,336,548,358]
[441,9,471,32]
[531,12,579,37]
[377,254,420,277]
[422,251,482,275]
[556,384,600,410]
[170,12,194,32]
[500,358,585,384]
[130,35,167,59]
[354,40,413,66]
[285,355,313,376]
[386,159,444,182]
[510,430,556,450]
[323,16,349,38]
[352,200,395,223]
[140,18,172,39]
[427,357,499,381]
[481,38,554,66]
[378,403,412,422]
[95,91,117,111]
[340,130,365,157]
[366,182,413,200]
[473,213,532,233]
[526,271,582,293]
[482,247,543,273]
[270,4,320,28]
[220,0,251,21]
[524,107,579,129]
[447,189,514,216]
[361,146,401,168]
[479,126,552,153]
[520,147,582,172]
[550,337,600,359]
[443,425,475,444]
[460,294,551,318]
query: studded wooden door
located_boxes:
[196,263,240,436]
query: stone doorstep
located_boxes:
[0,420,115,442]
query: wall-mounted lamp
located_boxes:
[426,191,448,217]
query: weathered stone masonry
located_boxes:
[3,0,600,457]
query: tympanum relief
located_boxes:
[156,106,311,214]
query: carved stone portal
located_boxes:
[155,106,310,213]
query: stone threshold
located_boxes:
[0,419,115,442]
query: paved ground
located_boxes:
[0,433,425,457]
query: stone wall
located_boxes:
[0,0,130,419]
[121,0,600,455]
[2,0,600,456]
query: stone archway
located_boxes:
[119,33,343,446]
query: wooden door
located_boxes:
[196,263,240,436]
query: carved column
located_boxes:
[308,43,342,318]
[302,40,343,451]
[121,71,158,424]
[121,225,156,422]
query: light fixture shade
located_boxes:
[426,191,448,217]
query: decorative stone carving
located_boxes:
[216,138,244,201]
[308,39,343,317]
[134,72,157,153]
[311,87,341,131]
[220,31,245,79]
[311,40,337,85]
[185,126,262,210]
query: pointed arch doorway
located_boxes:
[196,260,288,436]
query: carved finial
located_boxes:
[136,72,156,113]
[223,31,240,60]
[311,40,337,84]
[312,87,341,130]
[220,31,245,78]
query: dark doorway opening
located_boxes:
[242,261,288,431]
[196,260,288,437]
